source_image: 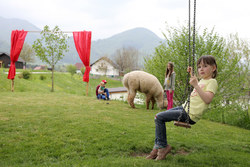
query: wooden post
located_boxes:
[86,82,89,96]
[11,79,14,92]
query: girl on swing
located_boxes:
[146,55,218,160]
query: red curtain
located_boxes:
[73,31,92,82]
[7,30,28,80]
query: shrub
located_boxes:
[66,65,77,77]
[22,70,31,79]
[18,74,23,79]
[204,104,250,130]
[40,75,46,80]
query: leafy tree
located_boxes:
[80,67,85,75]
[19,42,35,69]
[226,33,249,92]
[66,64,77,77]
[114,47,139,73]
[144,24,248,124]
[222,33,250,125]
[32,25,69,92]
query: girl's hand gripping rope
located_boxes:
[187,66,198,88]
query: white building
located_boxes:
[108,87,144,104]
[108,87,128,101]
[90,57,119,76]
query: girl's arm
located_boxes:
[189,75,215,104]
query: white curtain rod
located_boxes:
[27,31,83,33]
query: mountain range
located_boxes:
[0,16,164,65]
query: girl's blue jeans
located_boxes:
[154,106,196,149]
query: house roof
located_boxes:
[75,62,84,70]
[108,87,127,93]
[0,52,25,62]
[0,52,9,58]
[90,56,119,69]
[34,65,46,70]
[0,52,9,55]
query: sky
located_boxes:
[0,0,250,40]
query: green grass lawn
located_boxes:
[0,72,249,167]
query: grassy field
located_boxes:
[0,71,249,167]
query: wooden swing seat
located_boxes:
[174,121,191,128]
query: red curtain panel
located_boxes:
[7,30,28,80]
[73,31,92,82]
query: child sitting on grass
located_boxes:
[96,80,110,100]
[97,81,107,100]
[146,55,218,160]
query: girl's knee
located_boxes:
[155,113,164,122]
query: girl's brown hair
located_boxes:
[165,62,174,77]
[197,55,217,78]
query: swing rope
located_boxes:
[174,0,196,128]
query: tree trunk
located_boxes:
[51,64,54,92]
